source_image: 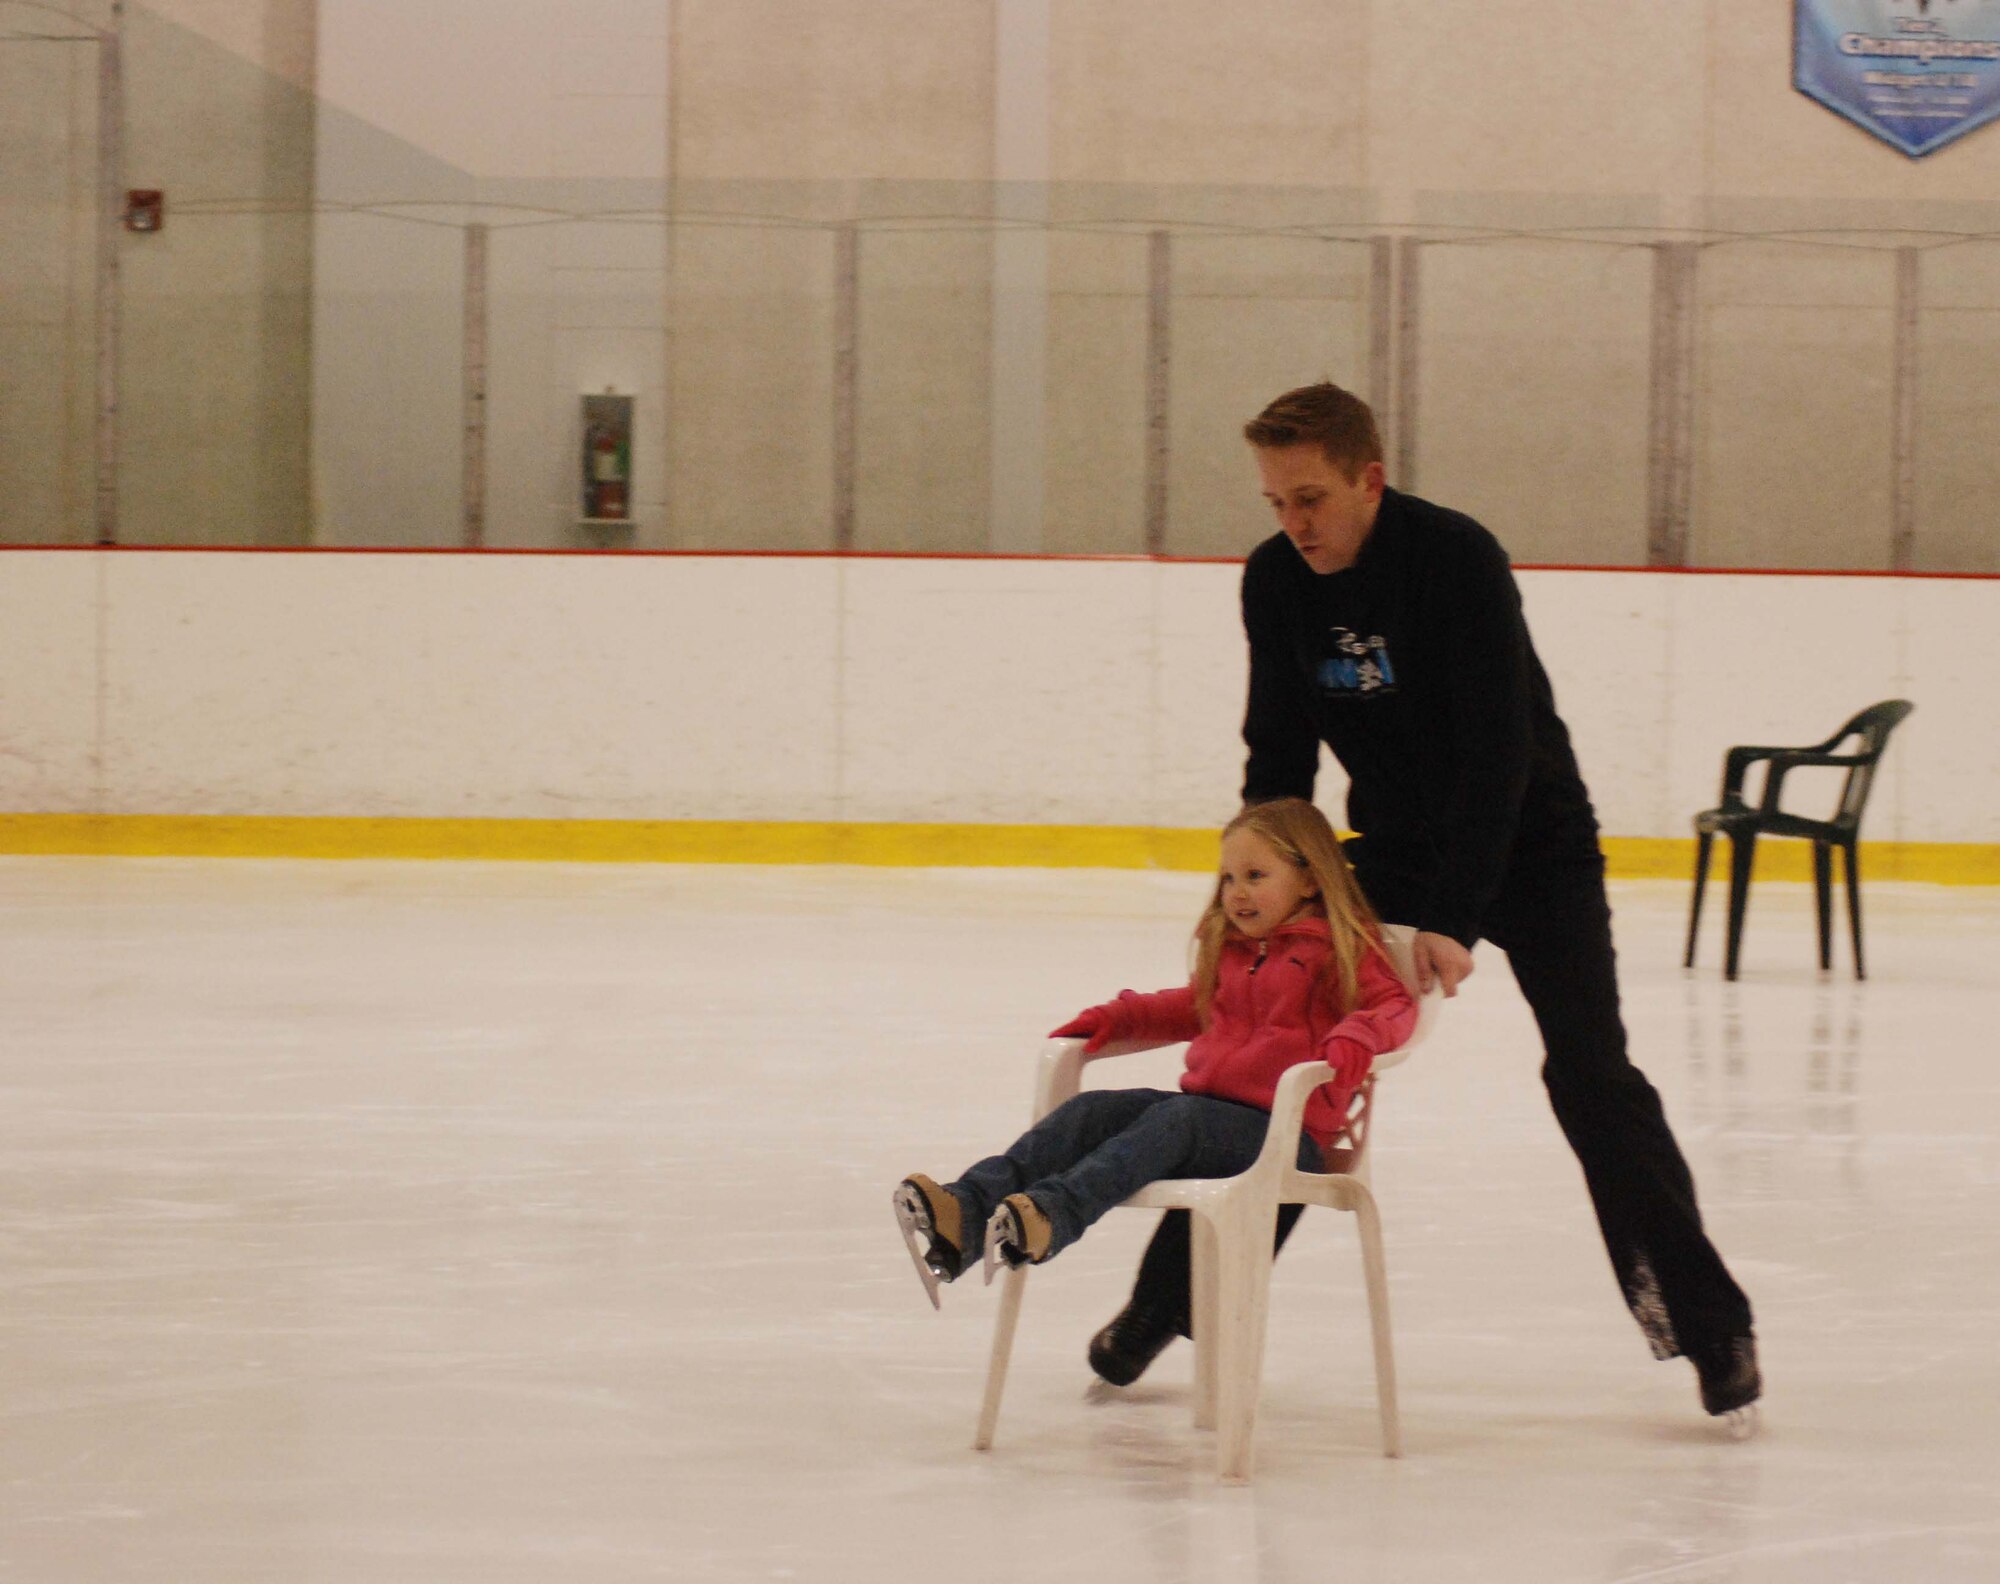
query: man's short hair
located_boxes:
[1243,383,1384,478]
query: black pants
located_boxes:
[1126,859,1754,1360]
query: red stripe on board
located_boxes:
[1517,561,1999,580]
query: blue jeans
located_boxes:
[947,1089,1322,1264]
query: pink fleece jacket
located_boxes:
[1089,917,1417,1150]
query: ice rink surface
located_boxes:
[1,856,1997,1583]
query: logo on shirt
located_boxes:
[1317,627,1397,695]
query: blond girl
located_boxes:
[894,799,1417,1303]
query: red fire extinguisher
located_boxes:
[586,421,629,520]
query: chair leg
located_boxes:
[1724,832,1756,982]
[1190,1213,1220,1432]
[1351,1184,1402,1459]
[1213,1207,1277,1485]
[973,1264,1028,1450]
[1844,840,1866,981]
[1684,831,1712,969]
[1812,841,1833,972]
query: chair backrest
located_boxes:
[1317,924,1441,1173]
[1829,699,1914,829]
[1373,923,1441,1068]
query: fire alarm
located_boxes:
[125,190,164,233]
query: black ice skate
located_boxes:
[892,1174,970,1310]
[1087,1301,1181,1387]
[1693,1334,1762,1439]
[982,1193,1053,1283]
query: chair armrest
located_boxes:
[1032,1039,1089,1121]
[1754,750,1869,811]
[1258,1060,1337,1172]
[1722,743,1792,772]
[1030,1035,1181,1122]
[1720,744,1793,801]
[1777,752,1867,768]
[1722,744,1868,805]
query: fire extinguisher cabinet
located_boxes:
[580,391,635,526]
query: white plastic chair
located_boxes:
[973,925,1441,1483]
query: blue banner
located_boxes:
[1795,0,2000,157]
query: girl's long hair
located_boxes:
[1191,798,1383,1023]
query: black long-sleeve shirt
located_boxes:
[1241,486,1601,946]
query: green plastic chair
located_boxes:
[1684,700,1914,981]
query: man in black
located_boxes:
[1089,382,1761,1426]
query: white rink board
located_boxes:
[0,552,99,815]
[0,550,1992,842]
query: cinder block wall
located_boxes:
[306,1,2000,567]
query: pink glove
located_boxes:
[1318,1036,1375,1120]
[1049,1004,1119,1053]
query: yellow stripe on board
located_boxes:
[0,815,1223,871]
[2,816,1996,885]
[1598,837,2000,886]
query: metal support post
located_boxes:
[1647,242,1698,567]
[461,222,488,548]
[989,0,1051,552]
[1890,247,1920,572]
[1143,229,1171,556]
[93,4,124,545]
[1392,236,1421,490]
[832,222,859,551]
[1367,235,1395,430]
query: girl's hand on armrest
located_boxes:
[1049,1006,1115,1053]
